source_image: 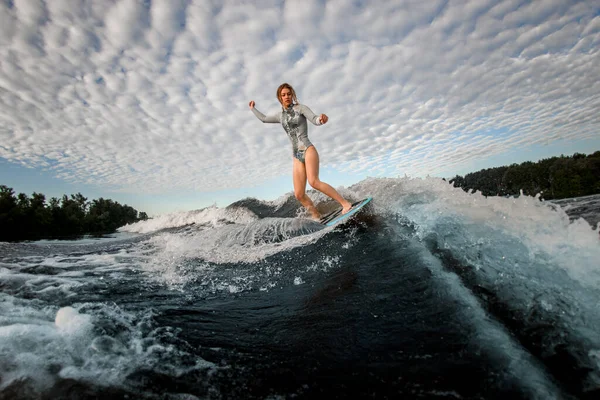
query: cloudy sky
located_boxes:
[1,0,599,215]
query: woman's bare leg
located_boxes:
[292,157,321,219]
[304,146,352,214]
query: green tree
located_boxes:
[0,186,18,241]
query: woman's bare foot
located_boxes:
[308,206,322,221]
[341,201,353,214]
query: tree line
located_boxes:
[449,151,600,199]
[0,185,148,242]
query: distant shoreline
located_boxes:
[0,187,148,242]
[449,151,600,200]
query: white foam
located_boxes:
[358,176,600,287]
[55,306,93,334]
[0,249,141,300]
[119,205,258,233]
[143,218,329,273]
[0,302,91,392]
[137,214,363,293]
[0,299,214,394]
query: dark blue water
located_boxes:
[1,178,599,399]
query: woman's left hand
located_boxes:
[320,114,328,125]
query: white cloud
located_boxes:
[0,0,599,197]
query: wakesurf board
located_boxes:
[319,197,373,227]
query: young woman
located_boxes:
[249,83,352,220]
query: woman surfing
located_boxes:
[249,83,352,220]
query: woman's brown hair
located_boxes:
[276,83,298,106]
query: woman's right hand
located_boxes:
[249,100,255,109]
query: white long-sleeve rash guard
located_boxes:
[251,103,322,162]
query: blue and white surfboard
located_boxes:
[319,197,373,227]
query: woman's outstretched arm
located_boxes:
[298,104,328,126]
[249,100,280,123]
